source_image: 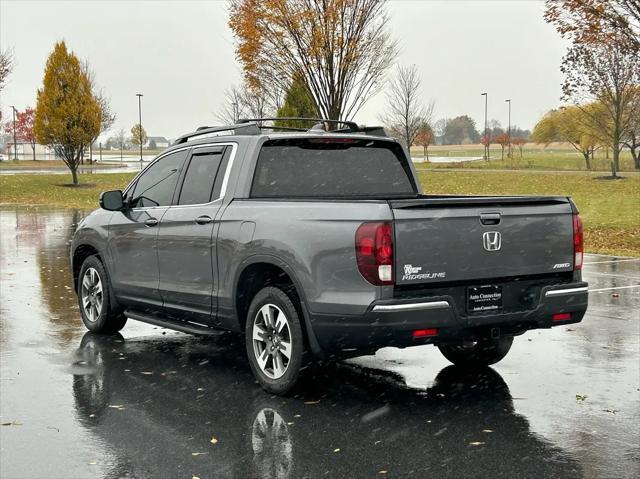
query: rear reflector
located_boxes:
[552,313,572,321]
[413,328,438,338]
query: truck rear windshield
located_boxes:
[250,138,417,198]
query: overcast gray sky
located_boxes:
[0,0,568,140]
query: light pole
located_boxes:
[505,99,511,158]
[481,93,488,160]
[136,93,143,168]
[10,106,17,160]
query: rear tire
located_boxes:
[77,255,127,334]
[245,286,305,395]
[438,336,513,367]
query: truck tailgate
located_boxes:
[391,196,575,285]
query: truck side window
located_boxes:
[130,150,188,207]
[178,152,224,205]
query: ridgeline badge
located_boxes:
[402,264,446,281]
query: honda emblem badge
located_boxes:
[483,231,502,251]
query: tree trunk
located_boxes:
[631,147,639,169]
[71,167,78,185]
[583,151,591,170]
[613,146,620,172]
[501,147,504,161]
[426,146,429,161]
[31,145,36,161]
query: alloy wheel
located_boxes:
[81,267,103,323]
[252,304,292,379]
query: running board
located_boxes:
[125,309,225,336]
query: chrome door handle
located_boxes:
[195,215,213,225]
[144,218,159,227]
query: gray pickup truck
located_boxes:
[71,119,588,394]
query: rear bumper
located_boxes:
[308,282,588,354]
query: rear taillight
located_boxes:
[573,213,584,270]
[355,222,393,285]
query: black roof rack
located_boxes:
[241,117,388,137]
[173,118,387,145]
[173,123,260,145]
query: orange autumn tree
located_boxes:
[415,123,434,160]
[34,42,101,185]
[480,134,492,160]
[494,133,509,161]
[544,0,639,53]
[4,107,36,160]
[229,0,397,121]
[511,137,527,158]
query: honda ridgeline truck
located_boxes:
[71,119,588,394]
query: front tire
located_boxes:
[78,255,127,334]
[245,287,305,395]
[438,336,514,367]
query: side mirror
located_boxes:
[99,190,124,211]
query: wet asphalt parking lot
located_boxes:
[0,207,638,478]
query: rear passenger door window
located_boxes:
[178,147,226,205]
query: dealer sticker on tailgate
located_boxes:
[467,285,503,312]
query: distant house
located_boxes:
[3,141,54,160]
[145,136,170,149]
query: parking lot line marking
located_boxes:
[584,259,640,265]
[585,272,640,280]
[589,285,640,293]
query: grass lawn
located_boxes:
[1,170,637,256]
[411,143,637,172]
[0,173,136,209]
[0,160,125,169]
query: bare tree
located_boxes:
[215,81,279,125]
[380,65,433,148]
[215,85,245,124]
[0,48,14,94]
[622,86,640,168]
[82,60,116,163]
[113,128,128,161]
[229,0,398,121]
[561,38,639,171]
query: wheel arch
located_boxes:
[233,255,324,358]
[72,243,102,291]
[72,242,119,310]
